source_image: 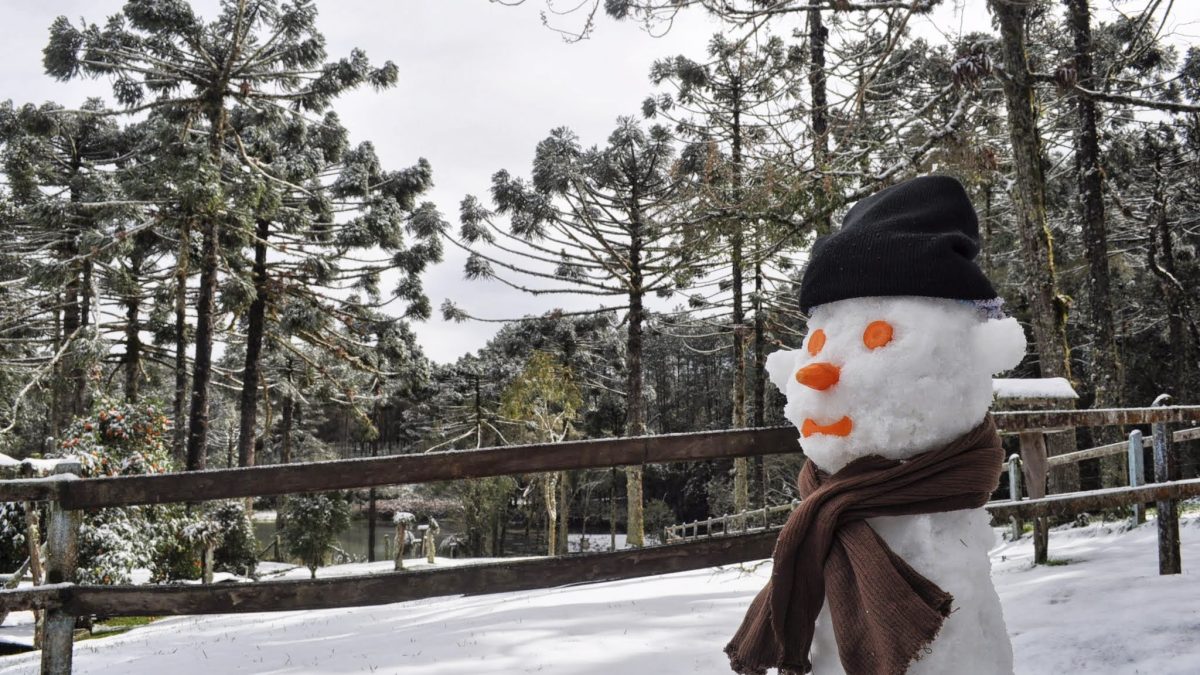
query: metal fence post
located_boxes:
[42,461,81,675]
[1152,395,1181,575]
[1008,454,1024,541]
[1128,430,1145,525]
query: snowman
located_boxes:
[726,176,1024,675]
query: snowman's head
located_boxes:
[766,296,1026,473]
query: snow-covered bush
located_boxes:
[0,501,28,573]
[54,398,201,584]
[149,509,204,583]
[208,501,258,577]
[281,492,351,579]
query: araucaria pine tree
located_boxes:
[449,118,707,546]
[45,0,399,469]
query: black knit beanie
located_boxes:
[798,175,996,313]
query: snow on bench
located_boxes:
[992,377,1078,402]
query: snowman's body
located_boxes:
[766,296,1024,675]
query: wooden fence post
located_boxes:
[1008,454,1024,541]
[1018,432,1050,564]
[42,461,81,675]
[424,518,438,564]
[1152,396,1181,575]
[1128,430,1145,525]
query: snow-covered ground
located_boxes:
[1,513,1197,674]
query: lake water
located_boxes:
[253,518,435,563]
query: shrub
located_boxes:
[642,499,676,543]
[281,492,351,579]
[55,398,202,585]
[209,502,258,577]
[0,502,29,573]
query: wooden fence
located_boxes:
[2,405,1200,674]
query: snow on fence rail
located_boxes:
[2,404,1200,675]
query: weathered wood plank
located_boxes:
[992,406,1200,432]
[5,407,1197,510]
[986,478,1200,520]
[0,584,66,613]
[52,426,803,509]
[68,531,779,617]
[0,478,64,504]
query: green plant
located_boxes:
[209,501,258,577]
[281,493,351,579]
[643,499,676,543]
[57,398,202,585]
[0,502,29,573]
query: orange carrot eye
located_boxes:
[863,321,894,349]
[807,329,826,356]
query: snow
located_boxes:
[0,515,1196,674]
[766,297,1027,472]
[762,296,1035,672]
[993,378,1079,401]
[250,510,278,523]
[0,454,75,473]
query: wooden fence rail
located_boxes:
[0,426,800,509]
[3,404,1200,674]
[4,406,1198,510]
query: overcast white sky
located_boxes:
[2,1,1196,364]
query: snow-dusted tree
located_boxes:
[45,0,398,470]
[0,100,135,441]
[501,351,582,555]
[449,118,706,546]
[281,492,351,579]
[647,33,808,510]
[222,103,442,468]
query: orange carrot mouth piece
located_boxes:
[801,416,853,438]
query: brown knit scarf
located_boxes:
[725,416,1004,675]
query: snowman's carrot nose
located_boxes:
[795,362,840,390]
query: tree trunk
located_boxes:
[1066,0,1123,486]
[808,1,832,233]
[186,215,220,471]
[77,256,93,416]
[557,470,570,555]
[1147,159,1194,400]
[173,223,191,465]
[731,282,749,514]
[624,281,643,542]
[624,197,647,547]
[123,245,144,403]
[280,392,294,465]
[55,244,81,435]
[544,472,558,556]
[990,0,1078,491]
[752,257,768,507]
[237,219,271,468]
[730,81,750,516]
